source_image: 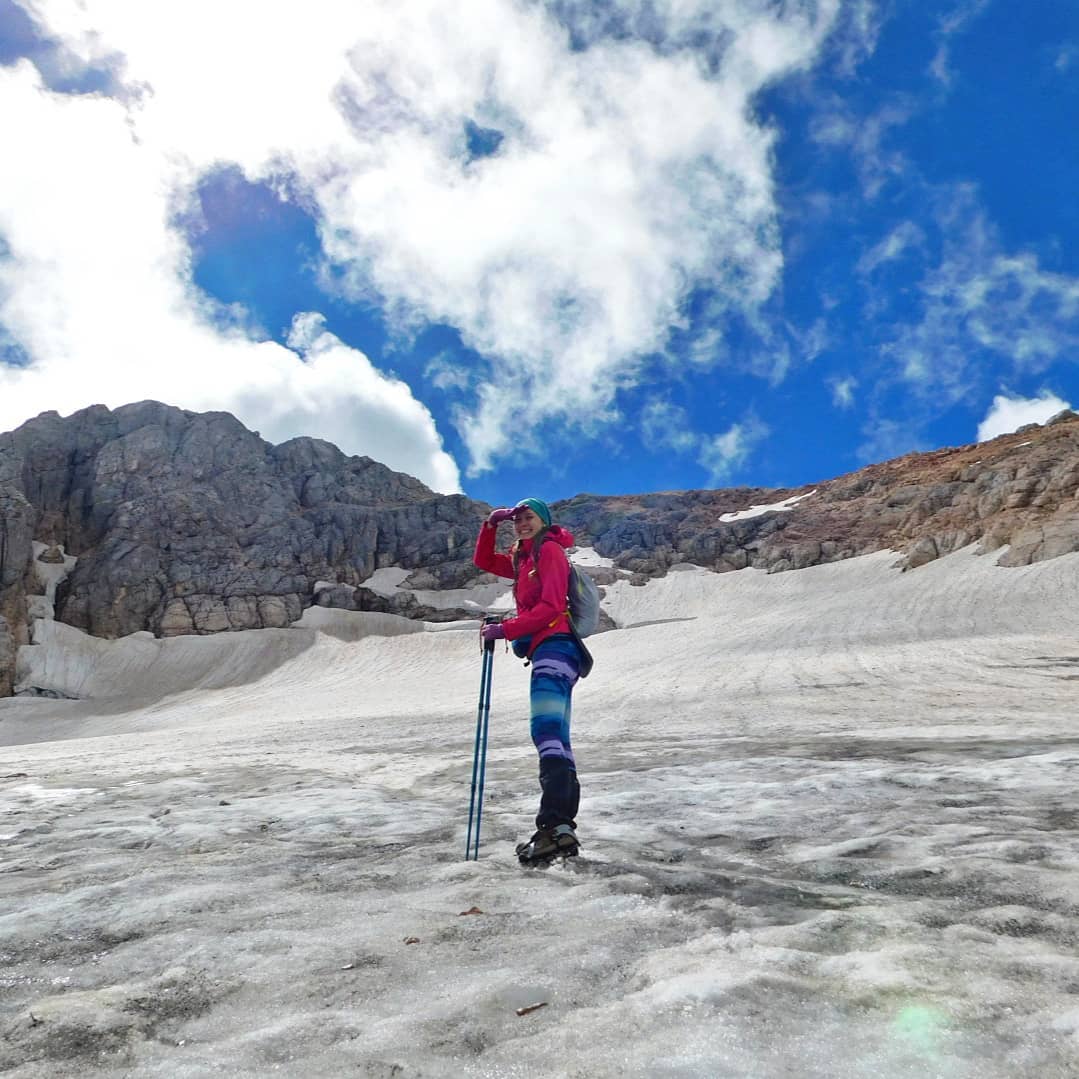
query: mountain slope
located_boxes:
[2,401,1078,696]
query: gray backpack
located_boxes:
[565,560,602,638]
[512,533,602,676]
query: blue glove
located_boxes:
[486,507,515,526]
[481,623,506,642]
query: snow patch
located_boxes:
[29,541,78,621]
[720,490,816,523]
[356,565,512,613]
[571,546,615,568]
[356,567,411,597]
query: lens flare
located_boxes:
[893,1003,948,1055]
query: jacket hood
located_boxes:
[547,524,575,548]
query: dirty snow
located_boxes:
[2,546,1079,1077]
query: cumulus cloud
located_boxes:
[976,392,1073,442]
[0,62,459,491]
[1,0,842,479]
[277,315,460,491]
[314,1,840,472]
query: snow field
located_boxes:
[1,546,1078,1076]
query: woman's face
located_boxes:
[514,507,544,540]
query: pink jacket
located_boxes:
[473,523,575,654]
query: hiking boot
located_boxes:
[516,824,580,863]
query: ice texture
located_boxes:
[2,547,1079,1076]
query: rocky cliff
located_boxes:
[0,402,485,696]
[2,401,1078,697]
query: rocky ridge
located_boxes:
[561,409,1079,579]
[2,401,1078,698]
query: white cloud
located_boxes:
[811,100,913,200]
[976,392,1073,443]
[754,312,830,386]
[827,0,887,77]
[687,327,729,369]
[698,415,769,484]
[929,0,993,87]
[961,254,1079,361]
[1,0,842,478]
[830,376,857,409]
[0,62,459,492]
[856,221,924,276]
[902,248,1079,392]
[424,354,472,394]
[640,399,699,454]
[640,397,772,484]
[276,314,460,492]
[798,318,830,363]
[870,188,1079,408]
[856,418,928,466]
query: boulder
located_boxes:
[997,522,1079,567]
[904,536,940,570]
[1046,410,1079,427]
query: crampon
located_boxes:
[516,824,580,865]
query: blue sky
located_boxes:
[0,1,1076,508]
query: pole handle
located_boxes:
[482,613,500,654]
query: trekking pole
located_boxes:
[465,616,498,860]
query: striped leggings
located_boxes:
[529,636,582,830]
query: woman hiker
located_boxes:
[473,497,584,863]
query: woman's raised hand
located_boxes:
[486,507,516,526]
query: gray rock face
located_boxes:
[2,401,1078,697]
[0,402,489,694]
[0,482,35,697]
[0,616,14,699]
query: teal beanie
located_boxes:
[514,497,552,527]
